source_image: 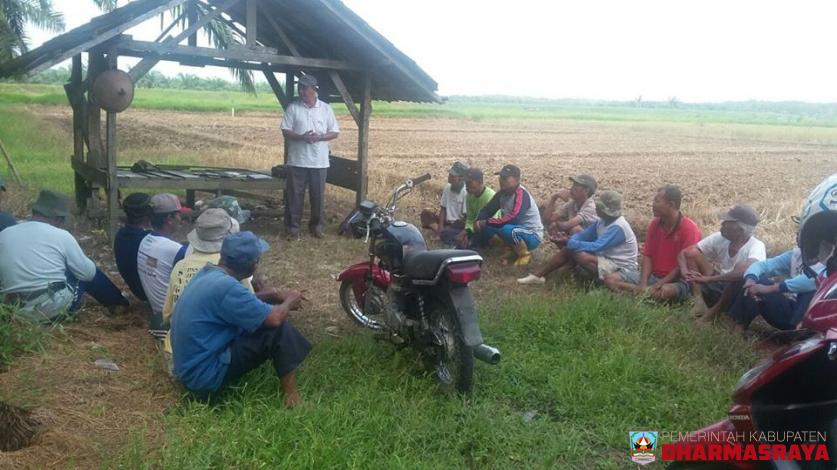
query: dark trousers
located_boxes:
[222,321,312,389]
[284,166,327,234]
[70,268,129,312]
[726,278,816,330]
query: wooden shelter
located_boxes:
[0,0,440,239]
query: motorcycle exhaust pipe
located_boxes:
[473,344,501,365]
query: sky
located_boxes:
[25,0,837,102]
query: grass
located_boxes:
[7,82,837,128]
[126,288,758,469]
[0,303,50,368]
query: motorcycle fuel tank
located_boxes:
[375,221,427,270]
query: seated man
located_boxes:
[457,167,496,249]
[518,191,637,284]
[727,247,825,332]
[0,176,17,232]
[541,174,599,237]
[679,204,766,322]
[420,161,468,246]
[137,193,189,337]
[603,185,702,301]
[114,193,152,301]
[0,190,128,322]
[473,164,543,266]
[170,231,310,407]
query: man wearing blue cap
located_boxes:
[170,231,310,407]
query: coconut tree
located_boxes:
[0,0,65,63]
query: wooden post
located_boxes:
[187,0,198,47]
[86,50,106,169]
[66,54,90,212]
[283,72,295,165]
[246,0,258,47]
[105,51,120,242]
[356,74,371,206]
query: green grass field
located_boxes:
[0,90,778,467]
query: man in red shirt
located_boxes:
[604,185,701,301]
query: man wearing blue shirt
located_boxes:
[726,247,824,332]
[171,231,310,407]
[518,191,638,285]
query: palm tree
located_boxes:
[2,0,255,92]
[0,0,65,63]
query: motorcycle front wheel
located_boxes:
[339,281,383,330]
[427,304,474,394]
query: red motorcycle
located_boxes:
[336,174,500,393]
[669,174,837,469]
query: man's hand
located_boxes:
[743,277,757,290]
[745,283,777,299]
[474,220,486,233]
[280,289,303,311]
[303,130,319,144]
[551,189,570,203]
[683,270,712,283]
[455,230,469,247]
[550,233,569,247]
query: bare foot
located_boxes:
[691,302,708,318]
[283,391,303,409]
[698,309,718,324]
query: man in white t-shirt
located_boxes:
[280,74,340,240]
[420,161,468,246]
[679,204,766,322]
[137,193,189,337]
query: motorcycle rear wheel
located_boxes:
[428,305,474,394]
[339,281,383,330]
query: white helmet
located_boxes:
[799,173,837,265]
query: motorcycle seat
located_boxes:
[404,249,480,280]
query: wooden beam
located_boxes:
[356,74,371,206]
[128,0,242,82]
[3,0,189,76]
[258,3,300,56]
[329,71,360,126]
[86,50,106,168]
[186,0,198,47]
[246,0,258,47]
[66,55,90,212]
[262,69,288,109]
[155,10,188,43]
[105,51,120,242]
[119,39,360,72]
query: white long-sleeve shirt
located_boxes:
[0,220,96,294]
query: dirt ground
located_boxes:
[2,105,837,467]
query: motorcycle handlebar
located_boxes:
[411,173,431,186]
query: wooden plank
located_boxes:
[9,0,190,76]
[246,0,258,47]
[117,176,283,191]
[128,0,242,82]
[326,155,361,191]
[356,74,371,206]
[119,39,361,72]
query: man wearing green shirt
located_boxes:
[458,168,496,249]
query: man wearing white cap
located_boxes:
[137,193,190,336]
[280,74,340,240]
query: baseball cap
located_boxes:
[569,175,598,194]
[150,193,191,214]
[595,191,623,218]
[298,74,318,88]
[122,192,151,216]
[495,164,521,179]
[720,204,760,226]
[221,231,270,270]
[449,161,469,177]
[187,208,239,253]
[465,167,484,182]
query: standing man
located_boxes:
[541,175,599,237]
[280,74,340,240]
[603,185,702,301]
[0,176,17,232]
[679,204,766,322]
[137,193,189,336]
[474,164,543,266]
